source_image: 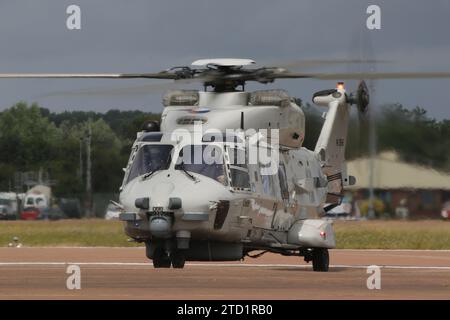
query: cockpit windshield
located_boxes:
[175,145,226,184]
[127,144,173,183]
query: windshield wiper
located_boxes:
[142,156,173,181]
[179,161,198,182]
[141,166,162,180]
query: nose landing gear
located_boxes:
[170,250,186,269]
[152,247,171,268]
[147,242,187,269]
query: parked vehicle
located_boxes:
[20,207,40,220]
[38,206,66,220]
[324,202,352,219]
[442,201,450,219]
[0,192,19,220]
[59,198,82,218]
[24,185,51,210]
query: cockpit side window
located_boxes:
[122,145,138,187]
[126,144,173,183]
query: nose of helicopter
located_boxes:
[145,181,175,238]
[148,182,175,208]
[120,170,231,240]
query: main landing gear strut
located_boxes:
[307,248,329,272]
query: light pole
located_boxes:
[79,137,83,182]
[86,119,92,217]
[367,87,376,220]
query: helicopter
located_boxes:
[2,58,450,271]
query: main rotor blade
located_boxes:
[274,71,450,80]
[38,80,194,98]
[264,58,390,70]
[0,72,178,79]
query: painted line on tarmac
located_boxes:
[0,262,449,270]
[335,249,450,252]
[7,247,450,252]
[187,263,450,270]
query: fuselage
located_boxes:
[118,87,348,264]
[119,90,329,243]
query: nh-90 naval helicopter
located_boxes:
[2,58,450,271]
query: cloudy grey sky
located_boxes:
[0,0,449,119]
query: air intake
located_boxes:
[163,90,199,106]
[249,90,291,107]
[176,116,207,125]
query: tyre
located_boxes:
[312,248,329,272]
[152,247,171,268]
[171,250,186,269]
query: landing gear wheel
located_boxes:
[312,248,329,272]
[171,250,186,269]
[152,248,171,268]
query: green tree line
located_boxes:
[0,102,159,196]
[0,102,448,197]
[303,103,450,170]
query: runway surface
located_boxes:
[0,247,449,299]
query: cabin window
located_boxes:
[35,197,45,206]
[0,199,12,206]
[261,173,277,198]
[259,160,281,198]
[278,163,289,200]
[127,144,174,183]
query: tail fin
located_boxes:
[313,87,350,200]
